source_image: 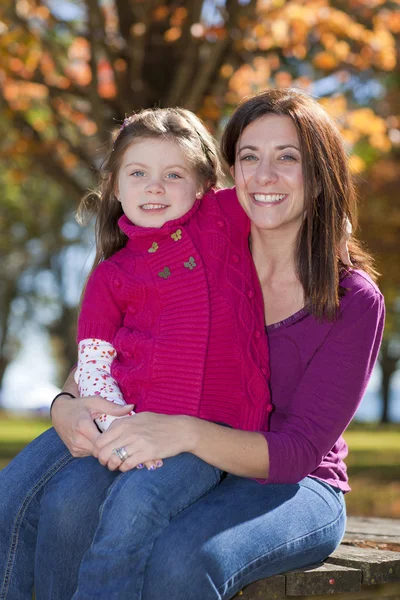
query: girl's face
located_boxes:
[232,115,305,233]
[115,138,199,228]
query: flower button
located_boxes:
[114,278,121,288]
[232,254,240,263]
[261,367,267,376]
[255,330,261,339]
[217,220,225,228]
[247,290,255,299]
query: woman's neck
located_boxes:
[250,224,298,283]
[250,224,305,326]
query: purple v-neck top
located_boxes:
[258,269,385,492]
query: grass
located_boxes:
[0,413,399,517]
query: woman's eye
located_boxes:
[240,154,258,162]
[131,170,145,177]
[279,154,297,162]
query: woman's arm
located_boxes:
[93,411,270,478]
[261,276,385,485]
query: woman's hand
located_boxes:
[93,412,193,472]
[339,216,353,266]
[52,394,135,457]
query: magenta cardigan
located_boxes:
[77,189,272,432]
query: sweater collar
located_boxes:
[118,196,203,248]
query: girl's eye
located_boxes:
[166,173,181,179]
[131,170,145,177]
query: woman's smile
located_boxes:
[233,114,304,233]
[252,193,288,205]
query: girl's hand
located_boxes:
[93,412,193,472]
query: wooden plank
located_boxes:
[236,574,286,599]
[281,582,400,600]
[327,545,400,585]
[343,517,400,549]
[285,562,361,596]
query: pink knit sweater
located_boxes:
[77,188,272,431]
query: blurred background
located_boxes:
[0,0,399,516]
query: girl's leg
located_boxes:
[72,453,222,600]
[0,427,72,600]
[34,456,118,600]
[142,475,346,600]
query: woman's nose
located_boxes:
[255,161,278,185]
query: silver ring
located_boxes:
[112,446,129,462]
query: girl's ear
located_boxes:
[230,165,235,178]
[114,183,121,202]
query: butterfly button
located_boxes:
[171,229,182,241]
[184,257,196,270]
[158,267,171,279]
[148,242,159,253]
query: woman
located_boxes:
[0,89,384,600]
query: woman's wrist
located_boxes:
[50,392,76,416]
[179,415,202,454]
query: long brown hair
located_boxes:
[221,88,377,321]
[77,107,225,276]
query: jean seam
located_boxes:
[0,452,73,600]
[219,503,346,596]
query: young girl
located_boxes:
[70,107,272,598]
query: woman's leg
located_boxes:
[34,455,118,600]
[143,475,346,600]
[72,453,222,600]
[0,427,72,600]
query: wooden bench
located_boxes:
[236,517,400,599]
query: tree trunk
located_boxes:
[379,340,398,424]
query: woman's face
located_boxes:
[233,114,305,233]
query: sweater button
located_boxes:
[255,330,261,339]
[126,352,133,358]
[232,254,240,263]
[261,367,267,376]
[247,289,255,299]
[217,220,225,228]
[114,278,121,287]
[129,306,137,315]
[266,403,273,413]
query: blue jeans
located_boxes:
[72,452,222,599]
[0,427,346,600]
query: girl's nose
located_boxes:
[145,180,164,194]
